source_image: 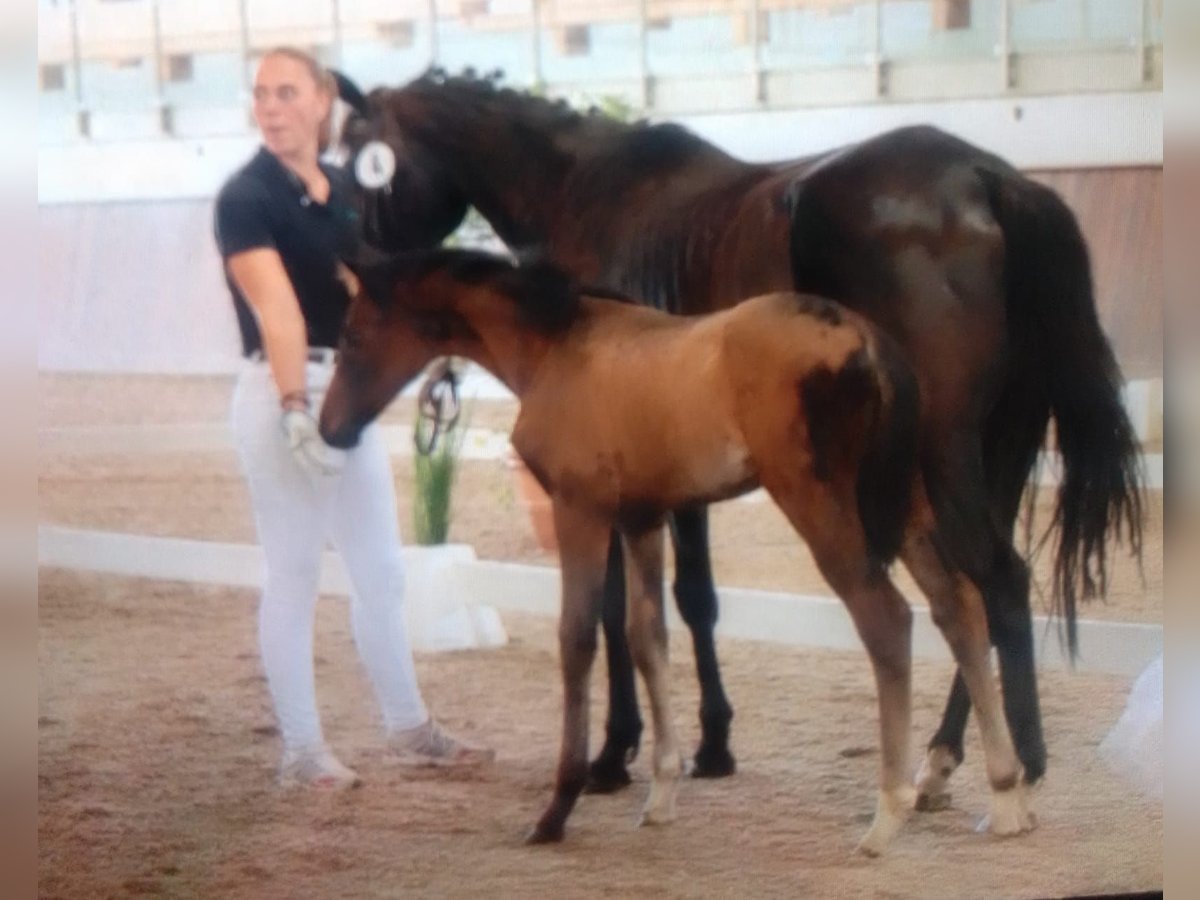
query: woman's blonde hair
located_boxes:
[260,46,337,150]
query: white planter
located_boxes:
[401,543,508,653]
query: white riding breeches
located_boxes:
[231,357,428,754]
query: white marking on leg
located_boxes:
[983,782,1037,836]
[858,785,918,857]
[915,745,960,811]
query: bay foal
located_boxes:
[319,249,1035,854]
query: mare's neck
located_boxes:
[397,88,625,254]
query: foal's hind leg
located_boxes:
[669,507,736,778]
[915,671,969,811]
[902,514,1036,837]
[528,504,613,844]
[621,526,684,826]
[587,531,642,794]
[765,484,915,856]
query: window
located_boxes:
[555,24,591,56]
[378,20,415,48]
[40,64,66,92]
[165,54,193,83]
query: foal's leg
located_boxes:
[621,525,684,826]
[915,671,969,811]
[902,516,1036,837]
[587,531,642,794]
[669,507,736,778]
[766,484,915,856]
[528,504,613,844]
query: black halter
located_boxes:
[414,366,461,456]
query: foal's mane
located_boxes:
[358,248,634,334]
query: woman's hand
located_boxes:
[281,408,347,477]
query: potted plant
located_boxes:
[412,409,467,546]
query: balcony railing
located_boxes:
[37,0,1162,143]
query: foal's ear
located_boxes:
[344,248,401,307]
[503,260,579,332]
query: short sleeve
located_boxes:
[213,180,276,259]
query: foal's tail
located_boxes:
[978,167,1145,657]
[856,331,922,566]
[804,325,921,567]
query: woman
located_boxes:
[214,47,491,788]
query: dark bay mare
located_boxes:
[320,249,1040,853]
[330,70,1144,809]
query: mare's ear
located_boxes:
[329,69,370,115]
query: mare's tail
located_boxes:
[978,167,1145,657]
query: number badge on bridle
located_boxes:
[354,140,397,193]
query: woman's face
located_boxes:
[252,54,330,162]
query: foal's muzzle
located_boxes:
[318,414,363,450]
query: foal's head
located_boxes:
[319,250,580,448]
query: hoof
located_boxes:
[857,787,915,857]
[638,805,677,828]
[638,810,675,828]
[914,791,952,812]
[691,744,736,779]
[914,745,959,812]
[856,836,885,858]
[585,757,633,795]
[985,785,1037,837]
[525,821,565,845]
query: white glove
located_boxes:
[281,409,347,478]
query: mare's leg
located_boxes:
[527,503,613,844]
[670,507,736,777]
[985,542,1046,786]
[916,437,1046,809]
[622,526,684,826]
[587,531,642,793]
[902,498,1036,837]
[765,482,915,856]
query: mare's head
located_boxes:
[331,70,470,251]
[319,249,580,448]
[332,68,677,252]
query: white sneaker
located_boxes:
[389,719,495,768]
[278,745,362,790]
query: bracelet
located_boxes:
[280,390,310,411]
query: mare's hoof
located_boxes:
[691,745,736,779]
[585,757,633,794]
[914,791,952,812]
[983,785,1038,837]
[525,821,565,845]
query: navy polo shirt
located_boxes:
[214,148,360,357]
